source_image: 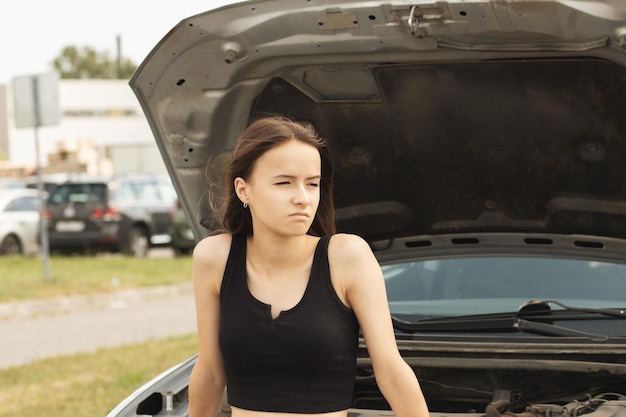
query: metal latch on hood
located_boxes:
[407,5,443,38]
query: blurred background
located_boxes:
[0,4,244,415]
[0,0,233,176]
[0,1,238,259]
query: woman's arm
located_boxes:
[330,233,430,417]
[188,234,230,417]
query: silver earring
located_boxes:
[243,202,248,209]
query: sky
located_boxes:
[0,0,237,85]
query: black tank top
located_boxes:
[218,234,360,413]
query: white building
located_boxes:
[0,78,166,177]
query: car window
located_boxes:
[116,179,176,203]
[383,256,626,319]
[48,184,107,205]
[4,196,39,212]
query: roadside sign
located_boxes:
[11,72,60,282]
[13,72,61,129]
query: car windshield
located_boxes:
[5,196,39,212]
[383,256,626,320]
[116,179,177,204]
[48,184,107,205]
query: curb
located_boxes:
[0,282,194,322]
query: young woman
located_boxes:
[189,116,429,417]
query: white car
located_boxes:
[0,188,42,255]
[109,1,626,416]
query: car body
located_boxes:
[169,199,196,256]
[0,177,27,191]
[108,0,626,416]
[45,174,178,257]
[0,188,42,256]
[23,173,70,195]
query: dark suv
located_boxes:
[45,174,178,257]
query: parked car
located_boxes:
[45,174,178,257]
[108,1,626,416]
[0,188,42,255]
[169,199,196,256]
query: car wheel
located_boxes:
[126,226,150,258]
[173,247,192,257]
[0,234,22,255]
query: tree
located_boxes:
[52,45,137,79]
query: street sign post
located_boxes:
[12,72,61,282]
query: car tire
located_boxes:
[173,247,193,257]
[0,234,22,255]
[125,226,150,258]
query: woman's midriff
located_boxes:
[231,406,348,417]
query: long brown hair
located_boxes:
[217,116,335,236]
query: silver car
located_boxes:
[0,188,42,255]
[109,0,626,416]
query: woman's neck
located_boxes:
[246,233,315,271]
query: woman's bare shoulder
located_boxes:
[192,233,233,272]
[328,233,377,276]
[328,232,372,260]
[194,232,232,253]
[327,233,381,303]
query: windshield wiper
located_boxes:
[514,318,608,340]
[391,299,622,340]
[518,299,626,318]
[391,314,607,339]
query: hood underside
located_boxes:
[129,0,626,247]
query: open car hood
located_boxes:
[130,0,626,255]
[111,3,626,417]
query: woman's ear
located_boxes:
[234,177,248,203]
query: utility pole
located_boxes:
[116,34,122,78]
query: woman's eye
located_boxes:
[308,183,320,188]
[275,181,290,185]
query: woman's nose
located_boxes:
[293,185,312,205]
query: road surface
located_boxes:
[0,282,196,369]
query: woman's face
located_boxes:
[236,139,321,237]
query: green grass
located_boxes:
[0,333,198,417]
[0,255,193,303]
[0,255,197,416]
